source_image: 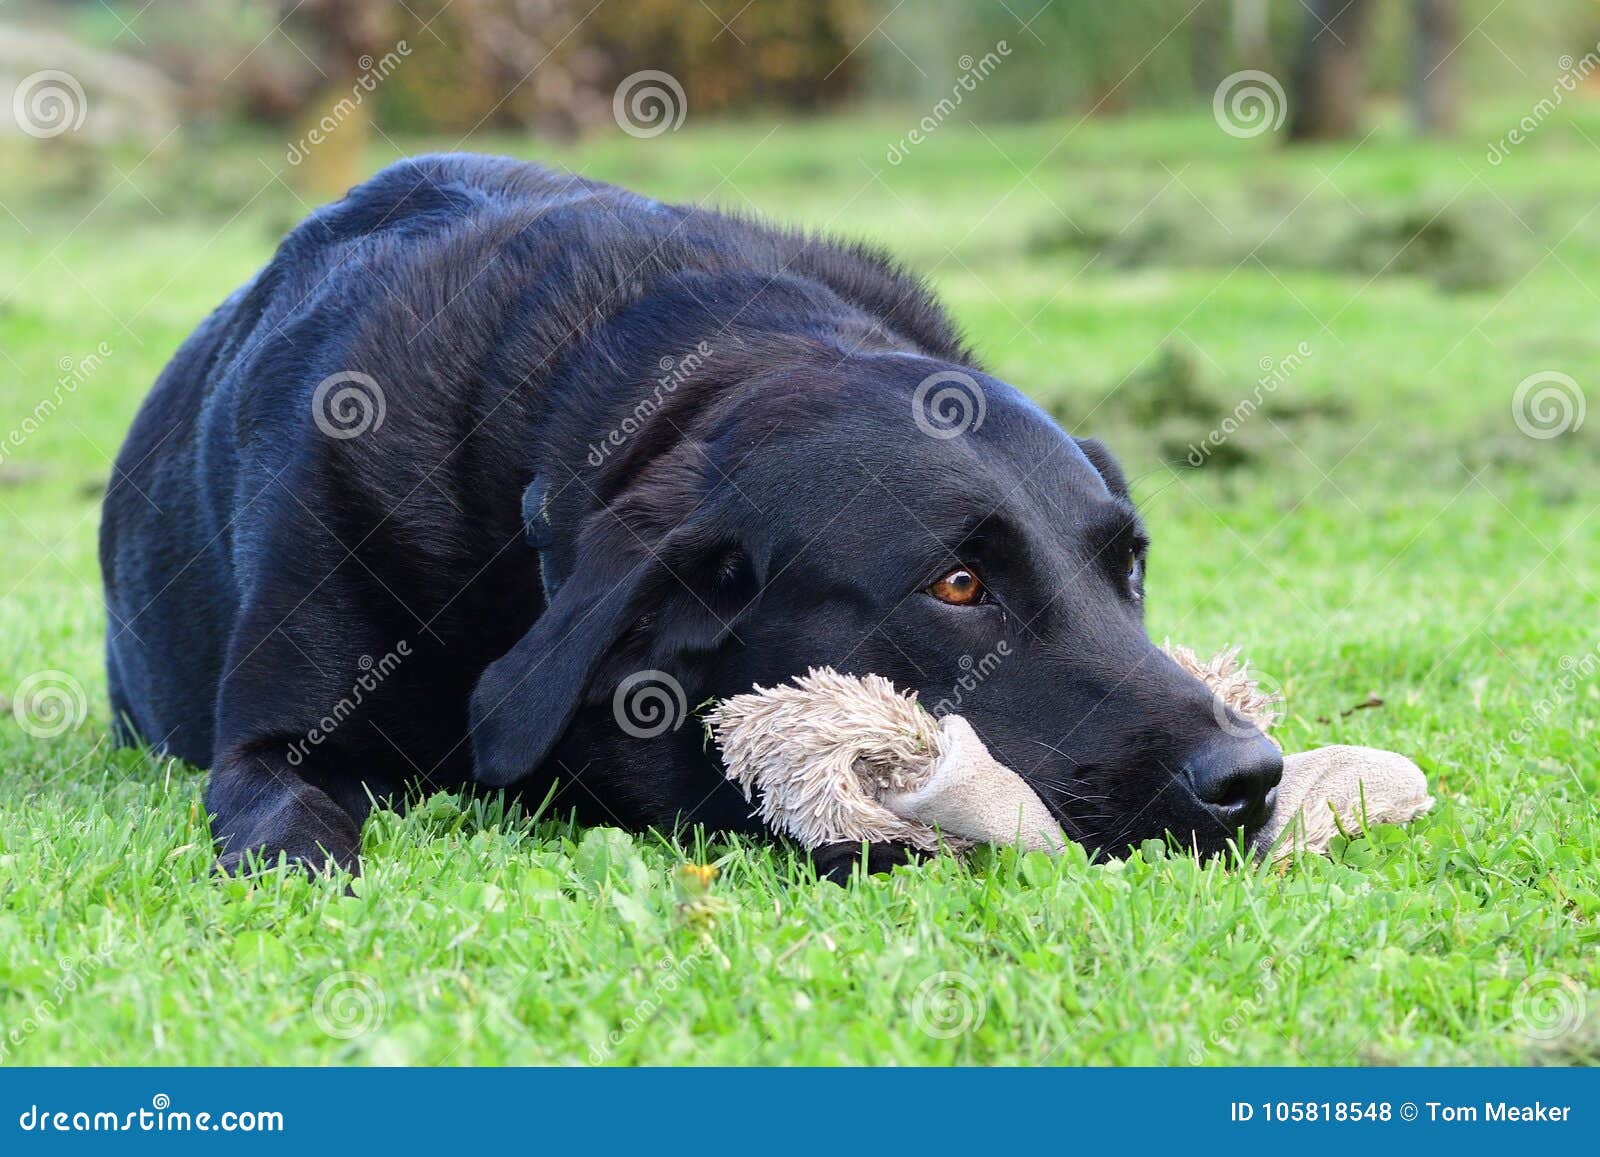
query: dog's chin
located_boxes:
[1031,793,1095,850]
[1055,812,1266,863]
[1257,784,1279,828]
[1035,775,1277,862]
[1242,785,1281,857]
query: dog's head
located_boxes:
[471,350,1280,858]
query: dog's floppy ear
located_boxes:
[1074,436,1131,501]
[469,480,766,788]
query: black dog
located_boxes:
[101,154,1281,880]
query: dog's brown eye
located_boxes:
[929,567,985,606]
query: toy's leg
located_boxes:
[810,840,922,884]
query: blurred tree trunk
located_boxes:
[1191,0,1227,95]
[1287,0,1371,141]
[1230,0,1269,66]
[1412,0,1458,136]
[295,95,370,200]
[292,0,392,200]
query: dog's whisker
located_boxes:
[1024,737,1084,765]
[1029,779,1113,802]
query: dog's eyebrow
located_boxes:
[905,511,1020,579]
[1083,501,1147,553]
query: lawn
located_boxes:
[1,104,1597,1065]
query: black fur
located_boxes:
[101,154,1280,880]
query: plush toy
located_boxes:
[705,644,1433,862]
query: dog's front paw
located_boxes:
[212,840,360,880]
[810,840,921,884]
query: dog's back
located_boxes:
[101,155,644,762]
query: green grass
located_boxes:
[1,103,1597,1064]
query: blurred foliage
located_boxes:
[872,0,1600,119]
[376,0,868,134]
[12,0,870,137]
[1029,185,1513,294]
[584,0,867,115]
[10,0,1600,148]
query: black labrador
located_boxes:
[100,154,1281,881]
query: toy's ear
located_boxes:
[469,479,766,788]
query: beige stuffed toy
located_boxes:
[705,645,1433,862]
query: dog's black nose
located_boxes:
[1183,733,1283,830]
